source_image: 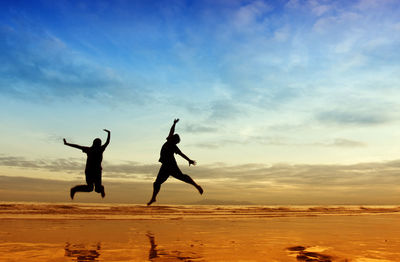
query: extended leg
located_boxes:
[147,182,160,206]
[147,165,169,206]
[173,171,203,195]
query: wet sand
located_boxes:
[0,203,399,261]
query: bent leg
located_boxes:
[72,184,94,192]
[70,183,94,199]
[147,165,169,206]
[94,183,105,197]
[94,172,105,198]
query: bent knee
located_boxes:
[95,185,103,193]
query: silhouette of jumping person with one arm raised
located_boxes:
[63,129,111,200]
[147,119,203,206]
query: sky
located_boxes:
[0,0,400,204]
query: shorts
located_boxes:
[85,169,103,192]
[155,163,184,184]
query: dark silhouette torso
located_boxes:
[159,141,180,165]
[82,146,105,173]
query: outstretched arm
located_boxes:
[177,151,196,166]
[102,129,111,149]
[167,118,179,140]
[63,138,85,150]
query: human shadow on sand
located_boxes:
[65,242,101,262]
[147,232,202,261]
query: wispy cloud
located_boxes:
[324,138,366,148]
[316,110,390,126]
[0,175,151,203]
[0,156,157,179]
[0,156,84,172]
[0,21,147,104]
[2,157,400,204]
[233,0,272,31]
[183,124,218,134]
[2,155,400,187]
[0,0,400,171]
[208,100,244,121]
[191,134,366,149]
[356,0,397,10]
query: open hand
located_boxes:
[189,159,196,166]
[63,138,67,145]
[173,119,179,124]
[103,129,110,133]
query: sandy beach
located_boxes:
[0,203,399,261]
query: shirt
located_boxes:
[159,141,182,164]
[82,146,105,172]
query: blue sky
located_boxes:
[1,0,400,204]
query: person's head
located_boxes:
[92,138,102,147]
[168,134,180,144]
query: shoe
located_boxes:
[101,189,105,198]
[197,185,203,195]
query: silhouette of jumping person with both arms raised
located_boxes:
[63,129,110,199]
[147,119,203,206]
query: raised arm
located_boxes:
[167,118,179,140]
[102,129,111,149]
[63,138,86,150]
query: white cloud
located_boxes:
[334,35,360,54]
[273,26,290,42]
[0,24,147,105]
[336,53,368,71]
[313,12,361,33]
[308,0,332,16]
[285,0,300,9]
[233,0,272,30]
[327,138,366,148]
[356,0,396,10]
[394,22,400,31]
[212,81,233,99]
[312,4,331,16]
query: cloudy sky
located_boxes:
[1,0,400,204]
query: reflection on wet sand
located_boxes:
[65,242,101,262]
[1,211,399,261]
[147,232,203,261]
[287,246,335,262]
